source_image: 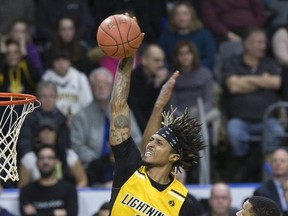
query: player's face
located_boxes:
[236,200,253,216]
[143,134,175,166]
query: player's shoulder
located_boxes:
[179,193,198,216]
[186,193,198,205]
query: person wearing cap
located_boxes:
[42,49,93,117]
[18,118,87,188]
[18,80,70,158]
[108,36,205,216]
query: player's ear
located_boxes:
[169,153,180,163]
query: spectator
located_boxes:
[42,50,93,117]
[170,40,221,146]
[158,1,216,70]
[92,201,110,216]
[128,44,169,132]
[43,17,91,75]
[5,18,43,75]
[253,148,288,214]
[271,24,288,100]
[0,181,14,216]
[35,0,93,45]
[202,182,238,216]
[71,67,141,168]
[236,196,280,216]
[18,119,87,188]
[201,0,266,43]
[0,0,34,34]
[19,145,78,216]
[0,39,41,94]
[222,28,285,182]
[18,81,70,157]
[170,40,214,114]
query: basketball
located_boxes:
[96,14,143,59]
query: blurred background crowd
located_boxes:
[2,0,288,215]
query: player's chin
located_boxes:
[139,159,152,167]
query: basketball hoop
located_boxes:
[0,93,40,182]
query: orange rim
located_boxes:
[0,93,36,106]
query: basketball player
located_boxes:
[108,51,205,215]
[236,196,280,216]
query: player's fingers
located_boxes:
[172,70,180,79]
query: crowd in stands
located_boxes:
[1,0,288,215]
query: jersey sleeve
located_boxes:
[179,193,198,216]
[111,137,142,188]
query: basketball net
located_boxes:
[0,100,40,182]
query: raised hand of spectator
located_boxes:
[227,31,241,42]
[18,33,27,56]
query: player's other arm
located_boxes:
[140,71,180,153]
[109,57,134,146]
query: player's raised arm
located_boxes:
[107,14,144,146]
[140,71,180,153]
[109,57,134,146]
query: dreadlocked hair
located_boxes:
[162,107,205,173]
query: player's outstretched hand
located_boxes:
[124,12,145,48]
[155,71,180,108]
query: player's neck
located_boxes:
[146,166,172,185]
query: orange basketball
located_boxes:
[97,14,143,59]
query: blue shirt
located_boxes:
[158,28,216,71]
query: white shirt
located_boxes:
[42,67,93,116]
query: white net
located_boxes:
[0,99,39,182]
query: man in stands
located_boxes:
[19,145,78,216]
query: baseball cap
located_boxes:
[38,118,57,132]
